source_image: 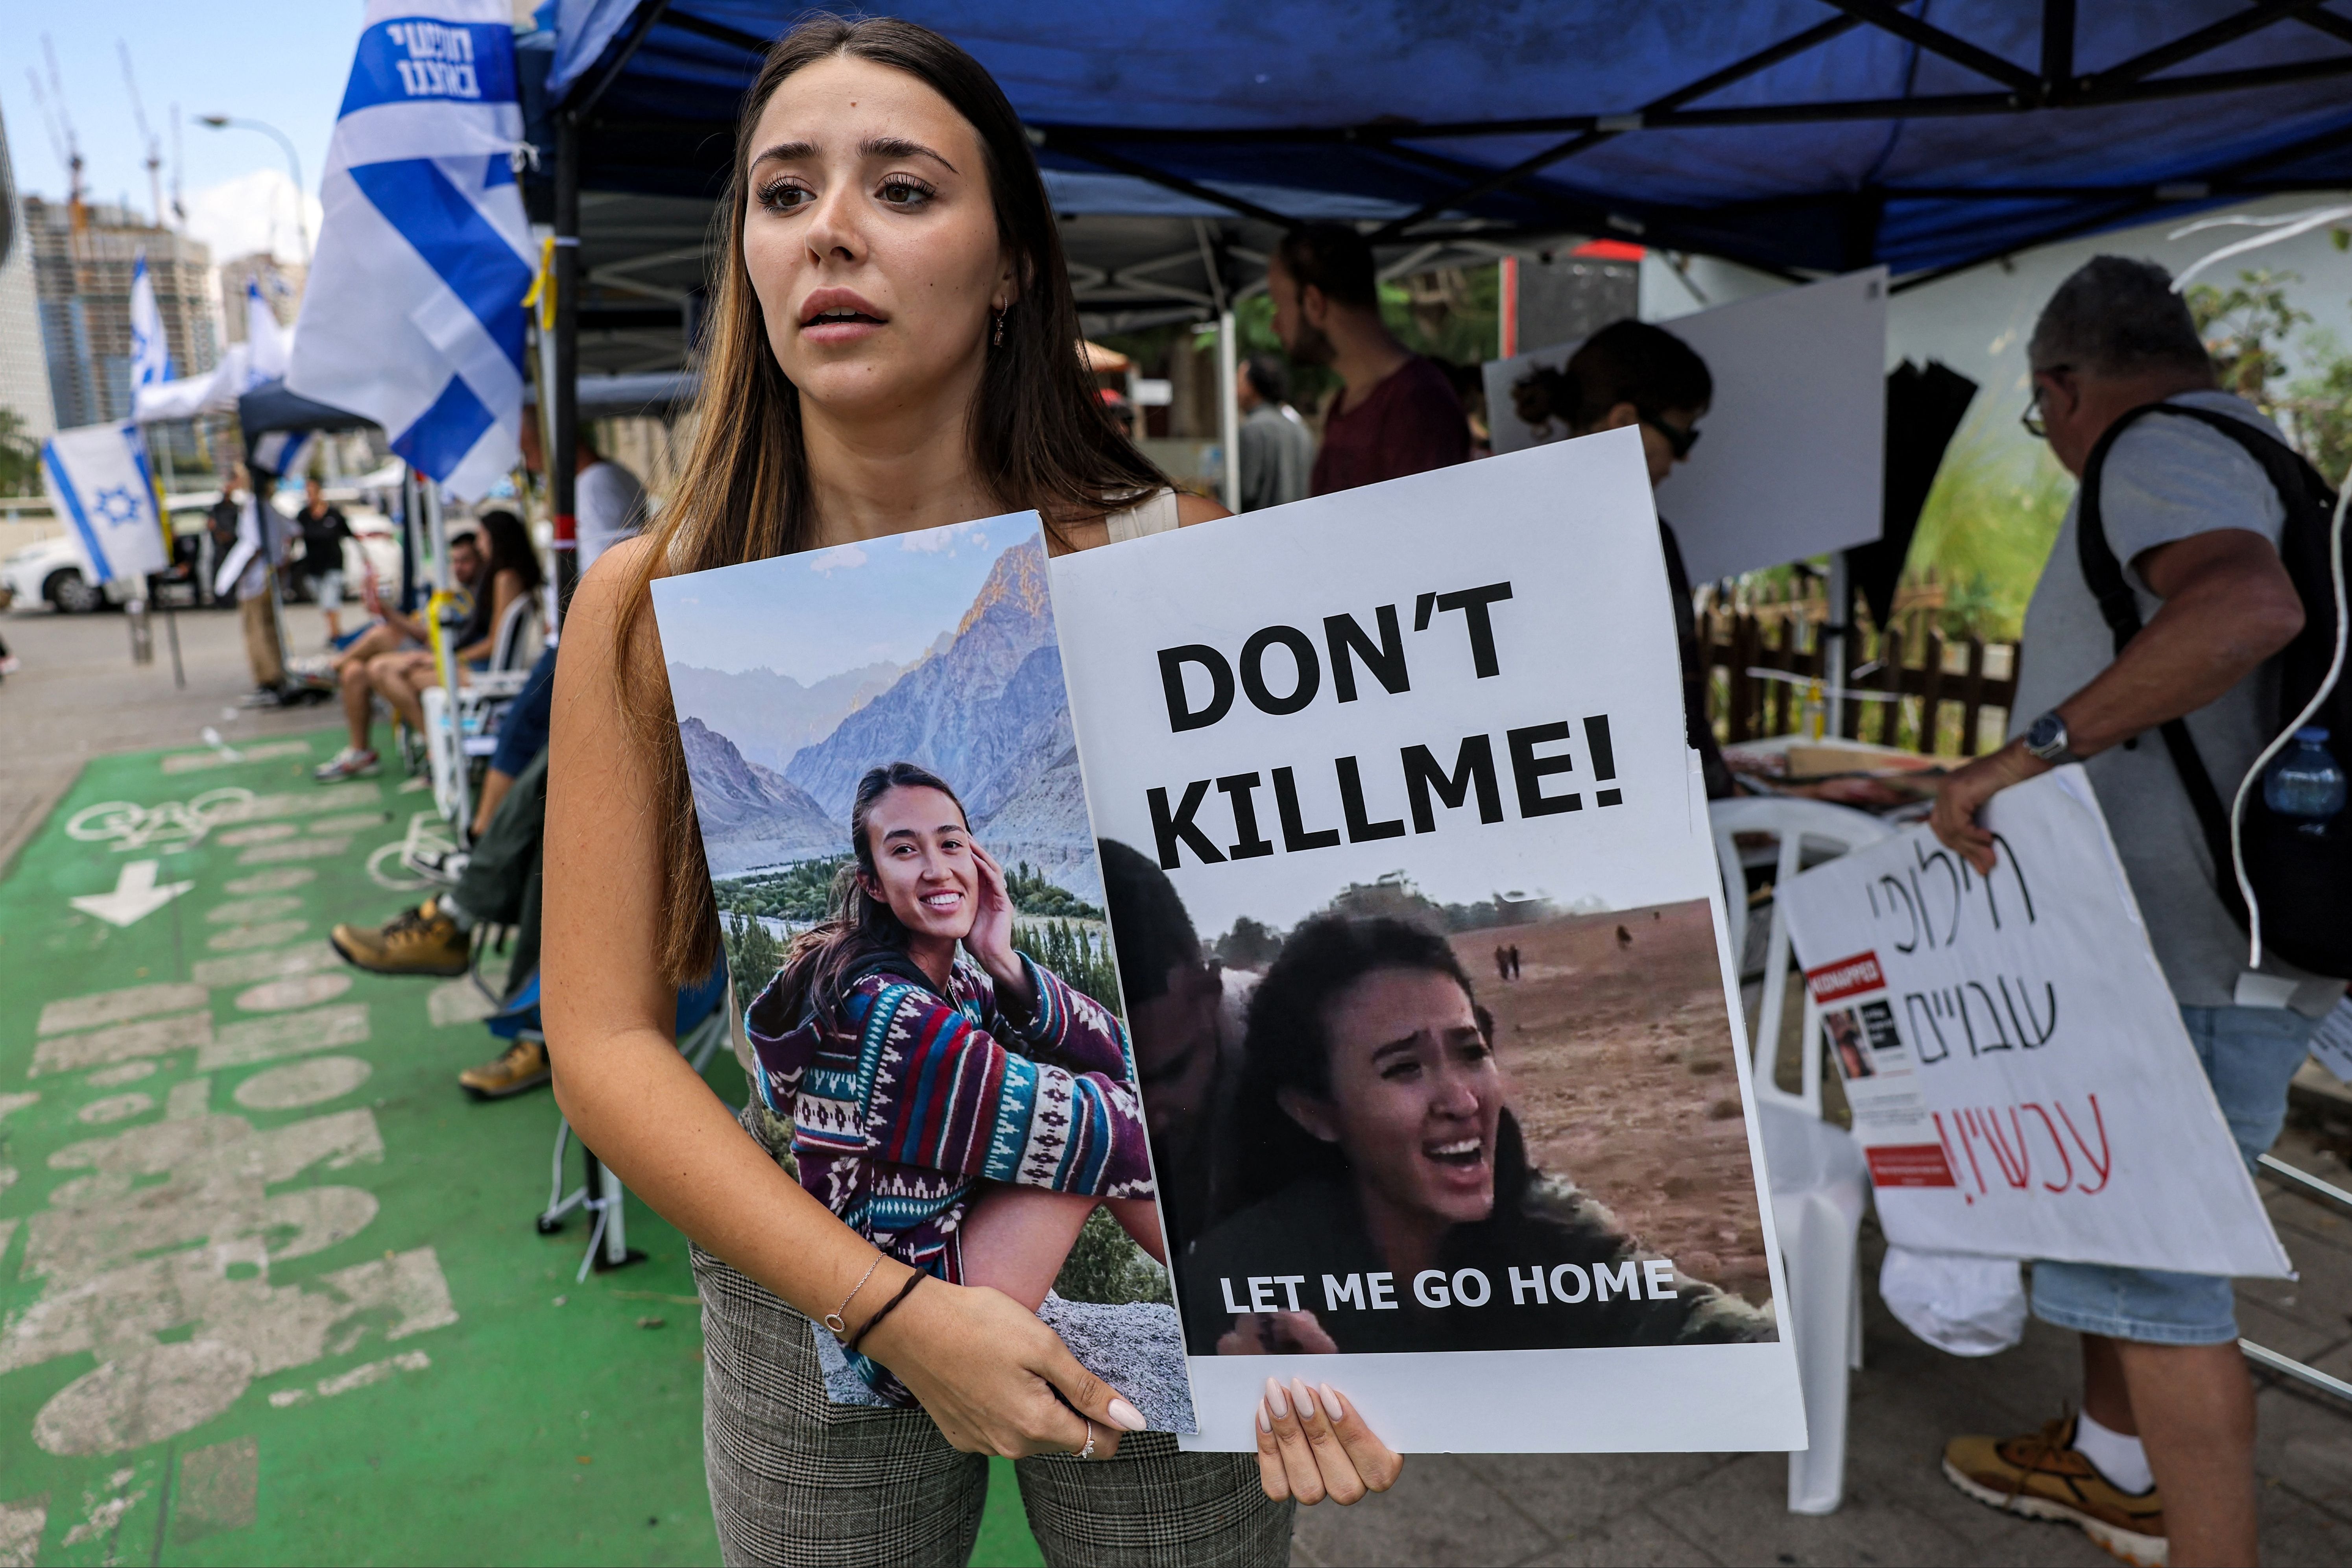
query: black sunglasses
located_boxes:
[1642,413,1701,460]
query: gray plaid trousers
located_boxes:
[693,1243,1294,1568]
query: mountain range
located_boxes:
[678,539,1097,894]
[666,659,902,774]
[678,716,844,878]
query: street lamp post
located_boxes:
[196,114,310,265]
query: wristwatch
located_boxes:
[2022,710,2082,766]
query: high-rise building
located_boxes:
[0,103,57,445]
[26,196,216,429]
[217,251,305,343]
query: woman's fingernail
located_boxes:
[1321,1384,1347,1422]
[1264,1377,1289,1419]
[1256,1400,1272,1433]
[1106,1397,1146,1432]
[1291,1378,1319,1421]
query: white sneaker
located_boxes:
[314,746,380,782]
[402,844,469,884]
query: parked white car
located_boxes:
[2,533,114,613]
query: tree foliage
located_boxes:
[0,409,39,498]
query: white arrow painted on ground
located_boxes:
[70,860,195,928]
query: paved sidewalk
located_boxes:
[0,603,336,877]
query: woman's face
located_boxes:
[860,785,977,944]
[1285,967,1503,1228]
[740,54,1014,423]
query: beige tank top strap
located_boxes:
[1104,488,1180,544]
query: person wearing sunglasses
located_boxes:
[1522,320,1728,797]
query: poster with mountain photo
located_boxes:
[650,518,1191,1429]
[1051,430,1806,1454]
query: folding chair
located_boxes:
[513,959,732,1281]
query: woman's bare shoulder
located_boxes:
[1174,492,1230,528]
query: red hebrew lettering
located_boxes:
[1979,1106,2032,1190]
[2020,1103,2073,1192]
[2055,1095,2113,1194]
[1953,1110,1993,1197]
[1931,1112,1975,1205]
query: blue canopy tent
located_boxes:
[540,1,2352,278]
[519,1,2352,603]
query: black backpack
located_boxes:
[2078,402,2350,980]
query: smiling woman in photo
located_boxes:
[744,762,1167,1405]
[1185,914,1774,1356]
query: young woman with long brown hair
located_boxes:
[540,17,1396,1564]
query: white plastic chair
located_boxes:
[1710,795,1894,1515]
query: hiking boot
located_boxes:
[1944,1415,2166,1567]
[331,899,470,977]
[460,1037,550,1100]
[314,746,380,782]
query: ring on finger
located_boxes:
[1076,1420,1096,1461]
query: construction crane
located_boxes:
[29,35,86,234]
[169,104,187,228]
[118,41,167,231]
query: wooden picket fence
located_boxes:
[1700,580,2022,758]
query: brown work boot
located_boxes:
[459,1037,550,1101]
[331,899,471,977]
[1944,1414,2166,1567]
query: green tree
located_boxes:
[724,911,783,1011]
[2188,268,2310,408]
[0,408,39,497]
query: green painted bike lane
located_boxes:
[0,732,1042,1567]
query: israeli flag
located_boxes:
[288,0,531,502]
[42,424,170,585]
[130,255,174,393]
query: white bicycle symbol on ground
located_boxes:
[66,787,258,853]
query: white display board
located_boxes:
[1774,768,2289,1278]
[1053,430,1805,1454]
[1481,269,1888,584]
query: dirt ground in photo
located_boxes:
[1454,899,1773,1306]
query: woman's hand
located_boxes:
[1255,1376,1402,1505]
[962,844,1033,1007]
[861,1270,1146,1459]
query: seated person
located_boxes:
[743,763,1162,1406]
[316,529,483,780]
[331,738,557,1099]
[316,512,541,782]
[1182,913,1772,1356]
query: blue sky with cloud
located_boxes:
[651,516,1035,681]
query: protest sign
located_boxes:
[1774,767,2288,1278]
[1054,429,1804,1454]
[1481,269,1886,583]
[650,520,1195,1430]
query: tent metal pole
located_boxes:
[550,111,581,629]
[1217,310,1240,512]
[1825,553,1852,740]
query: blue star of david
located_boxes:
[91,485,144,526]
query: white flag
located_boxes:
[42,424,170,585]
[246,278,292,386]
[288,0,531,501]
[130,254,174,392]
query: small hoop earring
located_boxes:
[993,310,1005,348]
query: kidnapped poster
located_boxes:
[1055,428,1804,1453]
[651,519,1195,1431]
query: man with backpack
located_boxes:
[1931,256,2345,1567]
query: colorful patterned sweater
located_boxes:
[744,947,1154,1402]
